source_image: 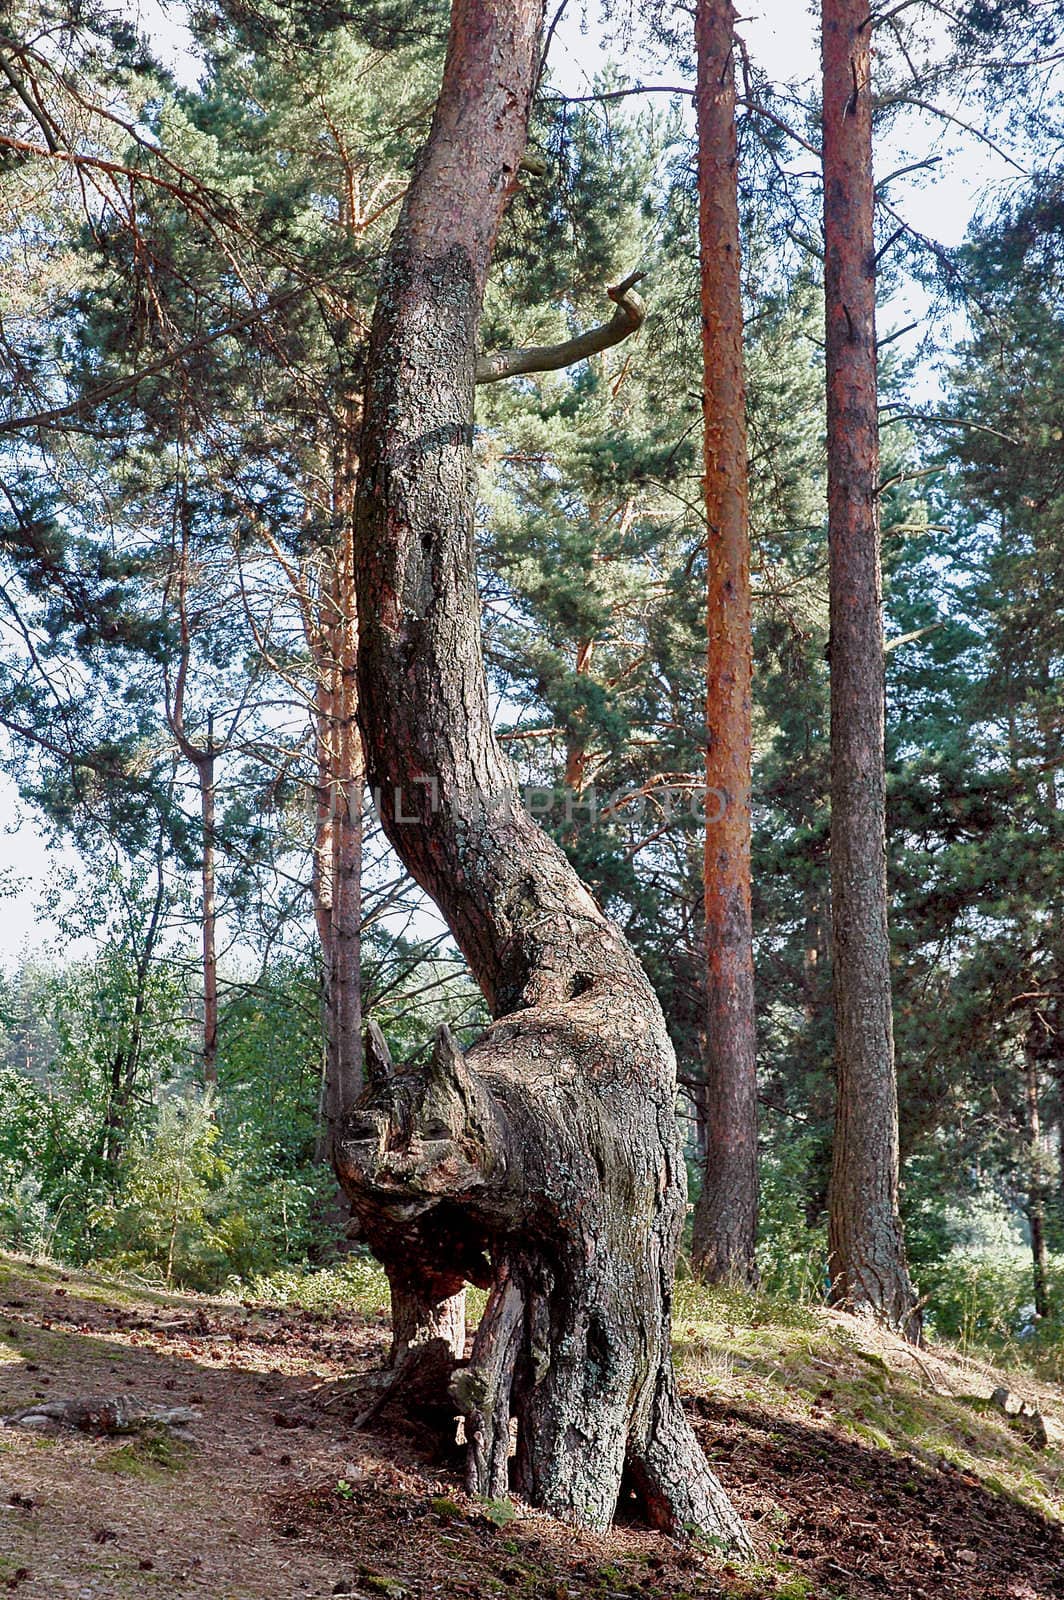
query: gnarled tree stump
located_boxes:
[338,1013,749,1546]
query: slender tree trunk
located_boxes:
[312,646,337,1163]
[198,720,218,1088]
[98,845,168,1174]
[690,0,758,1287]
[164,494,223,1091]
[1024,1032,1051,1320]
[320,407,463,1350]
[822,0,919,1340]
[562,637,594,794]
[336,0,749,1550]
[326,417,364,1140]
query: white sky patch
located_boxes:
[127,0,200,87]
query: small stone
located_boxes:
[1028,1409,1064,1449]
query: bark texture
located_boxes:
[336,0,750,1550]
[821,0,919,1341]
[690,0,759,1288]
[303,392,368,1143]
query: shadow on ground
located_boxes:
[693,1393,1064,1600]
[1,1258,1062,1599]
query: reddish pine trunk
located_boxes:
[562,637,594,794]
[822,0,919,1340]
[327,413,364,1140]
[335,0,749,1549]
[690,0,759,1287]
[309,425,365,1145]
[312,638,336,1127]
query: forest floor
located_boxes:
[0,1253,1061,1600]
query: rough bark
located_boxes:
[821,0,920,1341]
[336,0,750,1550]
[689,0,759,1288]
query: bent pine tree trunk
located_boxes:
[336,0,749,1550]
[821,0,919,1340]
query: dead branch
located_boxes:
[474,271,646,384]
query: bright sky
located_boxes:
[0,0,1034,964]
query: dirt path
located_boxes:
[0,1259,400,1597]
[0,1257,1061,1599]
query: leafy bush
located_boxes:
[244,1254,392,1316]
[754,1135,828,1300]
[90,1093,226,1287]
[88,1094,340,1290]
[920,1242,1064,1353]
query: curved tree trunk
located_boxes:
[690,0,759,1288]
[821,0,919,1341]
[336,0,749,1551]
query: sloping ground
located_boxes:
[0,1252,1060,1600]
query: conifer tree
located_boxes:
[821,0,919,1339]
[690,0,758,1286]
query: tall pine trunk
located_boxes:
[326,407,364,1141]
[311,628,337,1158]
[821,0,919,1340]
[335,0,749,1549]
[690,0,759,1287]
[309,427,365,1145]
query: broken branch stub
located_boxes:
[474,272,646,385]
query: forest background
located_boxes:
[0,0,1061,1374]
